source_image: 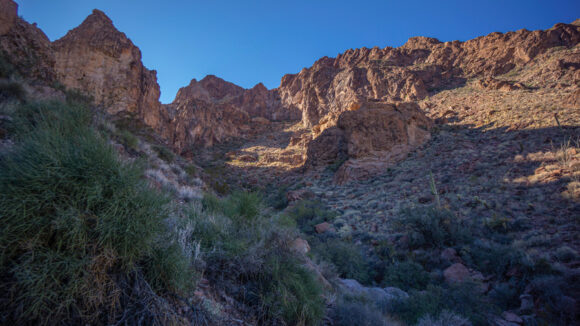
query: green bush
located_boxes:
[152,144,175,163]
[264,184,289,210]
[118,129,139,150]
[285,200,337,234]
[258,255,325,325]
[527,274,580,325]
[382,260,430,291]
[202,191,262,224]
[387,283,491,326]
[393,207,472,249]
[191,196,325,325]
[0,52,16,78]
[0,80,26,102]
[310,237,374,285]
[0,101,190,323]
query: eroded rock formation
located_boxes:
[52,9,164,130]
[277,22,580,130]
[305,102,432,184]
[0,0,55,81]
[163,75,300,151]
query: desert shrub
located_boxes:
[152,144,175,163]
[310,237,374,285]
[393,207,471,249]
[488,282,520,311]
[257,255,325,325]
[118,129,139,150]
[459,239,522,277]
[0,80,26,102]
[381,260,430,291]
[330,297,389,326]
[527,274,580,325]
[461,239,557,281]
[416,310,472,326]
[387,283,492,326]
[143,241,196,294]
[0,52,15,78]
[225,191,262,223]
[264,184,289,210]
[285,200,337,234]
[202,191,262,224]
[190,199,324,325]
[0,101,190,323]
[553,246,578,263]
[184,163,198,176]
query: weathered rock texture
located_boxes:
[277,22,580,129]
[162,75,301,151]
[305,102,432,184]
[52,9,164,130]
[0,0,55,81]
[163,97,250,151]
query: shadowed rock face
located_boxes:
[277,23,580,129]
[52,9,164,131]
[305,102,433,184]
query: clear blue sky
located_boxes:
[16,0,580,103]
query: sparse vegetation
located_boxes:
[192,193,326,325]
[285,199,337,234]
[310,237,374,284]
[387,283,491,325]
[393,206,472,250]
[152,143,175,163]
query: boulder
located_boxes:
[290,238,310,255]
[314,222,333,234]
[443,263,471,283]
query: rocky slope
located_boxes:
[3,1,580,323]
[277,21,580,130]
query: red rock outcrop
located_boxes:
[0,0,17,35]
[171,75,300,122]
[305,102,432,184]
[164,75,300,151]
[0,0,55,81]
[278,22,580,129]
[162,97,250,151]
[52,9,164,131]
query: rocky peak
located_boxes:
[251,82,268,92]
[53,9,135,58]
[401,36,442,50]
[52,8,163,131]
